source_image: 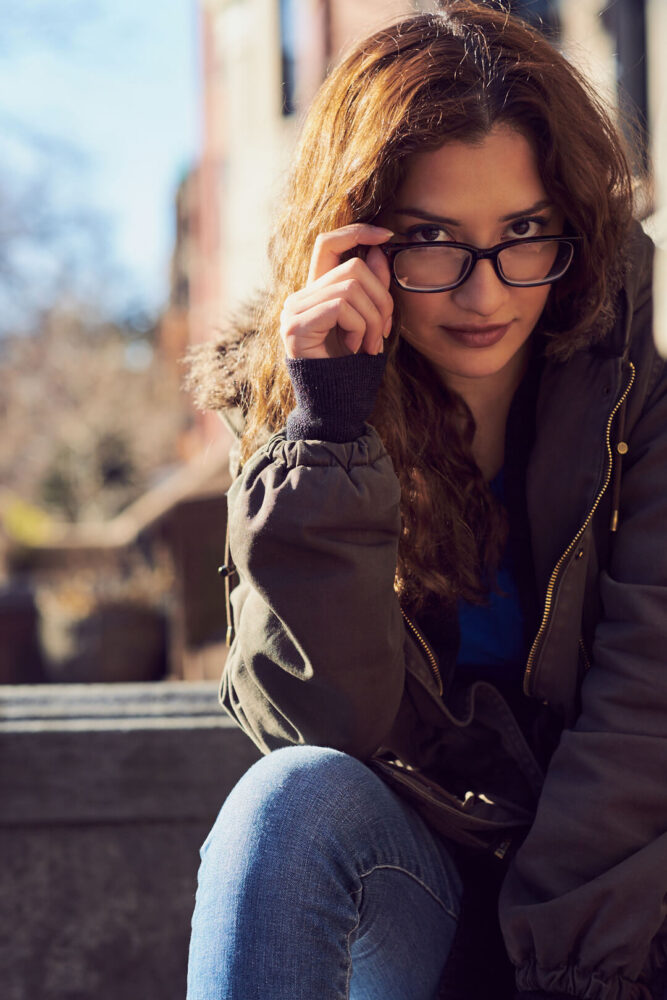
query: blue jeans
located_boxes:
[187,745,463,1000]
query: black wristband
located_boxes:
[285,353,386,443]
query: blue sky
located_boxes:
[0,0,200,320]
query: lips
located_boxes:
[440,323,511,349]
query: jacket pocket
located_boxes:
[370,754,535,853]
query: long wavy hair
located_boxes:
[190,0,635,610]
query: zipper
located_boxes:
[578,636,591,673]
[401,608,444,696]
[523,361,636,696]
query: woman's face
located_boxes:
[380,125,563,392]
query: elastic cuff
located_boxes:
[285,353,386,443]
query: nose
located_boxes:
[450,258,510,317]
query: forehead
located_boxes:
[395,125,547,217]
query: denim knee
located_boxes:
[199,744,461,915]
[200,745,378,863]
[190,746,462,1000]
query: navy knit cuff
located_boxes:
[285,353,387,443]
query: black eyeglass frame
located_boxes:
[379,235,582,293]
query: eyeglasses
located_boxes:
[380,236,581,293]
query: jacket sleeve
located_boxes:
[501,346,667,1000]
[220,427,406,758]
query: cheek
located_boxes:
[393,289,443,331]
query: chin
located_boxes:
[407,334,533,387]
[439,359,512,381]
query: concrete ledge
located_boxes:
[1,682,261,1000]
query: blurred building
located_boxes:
[194,0,434,320]
[187,0,440,446]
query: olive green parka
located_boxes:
[220,225,667,1000]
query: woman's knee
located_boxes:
[200,745,383,864]
[194,744,462,956]
[240,744,376,808]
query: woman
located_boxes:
[187,3,667,999]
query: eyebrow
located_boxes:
[393,199,554,225]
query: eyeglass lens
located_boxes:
[393,239,573,291]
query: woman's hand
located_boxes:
[280,224,395,359]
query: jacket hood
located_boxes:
[597,219,653,360]
[184,304,262,415]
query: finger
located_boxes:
[308,224,393,284]
[286,278,386,347]
[281,298,369,359]
[301,258,394,328]
[364,246,394,342]
[365,244,392,290]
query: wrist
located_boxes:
[285,353,386,443]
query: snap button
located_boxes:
[617,441,629,455]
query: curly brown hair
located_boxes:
[190,0,635,610]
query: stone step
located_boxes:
[0,682,260,1000]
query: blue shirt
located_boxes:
[456,469,527,683]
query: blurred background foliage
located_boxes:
[0,0,203,683]
[0,306,186,531]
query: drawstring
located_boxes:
[609,391,628,533]
[218,517,237,646]
[610,284,635,535]
[609,331,635,533]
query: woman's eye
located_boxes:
[508,216,547,239]
[409,225,448,243]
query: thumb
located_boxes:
[365,244,392,290]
